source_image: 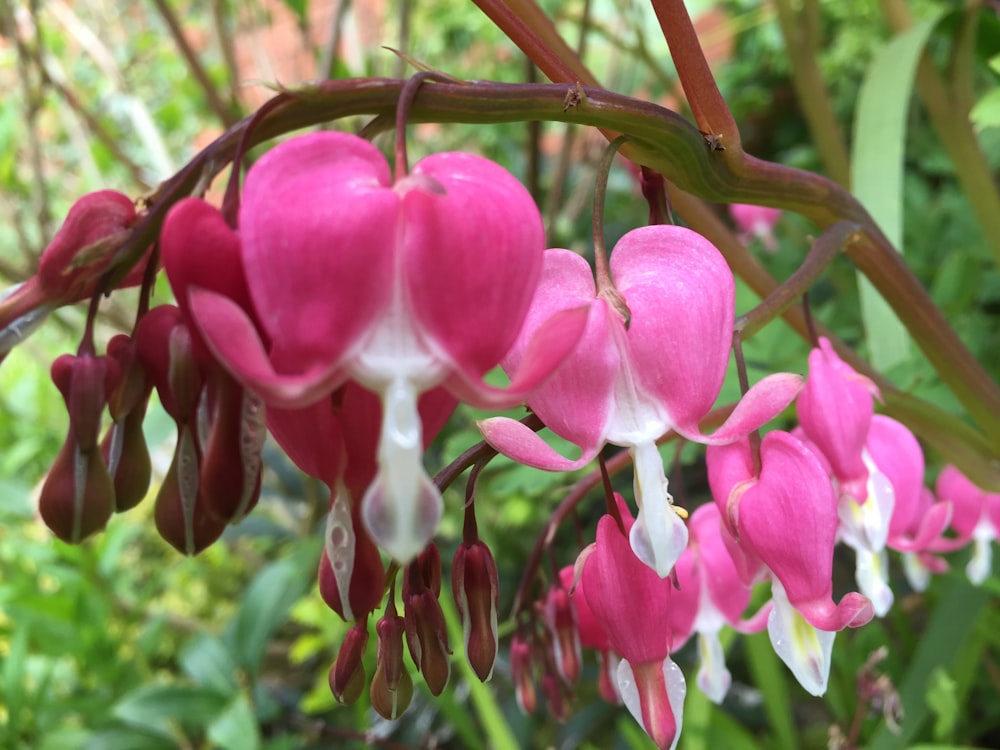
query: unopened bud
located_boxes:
[540,583,582,684]
[511,635,537,715]
[452,539,499,681]
[329,623,369,705]
[403,547,451,695]
[370,605,413,720]
[39,353,119,543]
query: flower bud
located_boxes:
[402,545,451,695]
[370,605,413,720]
[452,539,500,682]
[540,582,581,684]
[101,335,152,512]
[511,634,537,715]
[329,623,369,705]
[38,353,120,543]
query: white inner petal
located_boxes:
[766,579,835,697]
[629,441,689,578]
[855,547,894,617]
[902,552,931,592]
[325,484,357,621]
[838,451,894,553]
[696,630,731,705]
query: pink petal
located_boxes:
[187,286,344,407]
[239,132,397,376]
[500,249,619,449]
[689,503,753,626]
[477,416,603,471]
[734,431,873,631]
[446,304,590,409]
[402,152,544,375]
[582,514,673,664]
[797,338,878,496]
[675,373,803,445]
[611,225,734,432]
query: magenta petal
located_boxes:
[267,400,344,486]
[240,132,397,374]
[187,286,343,407]
[477,416,602,471]
[675,373,803,445]
[797,338,877,493]
[611,225,734,430]
[582,514,673,664]
[403,152,545,375]
[447,305,590,409]
[689,503,753,626]
[735,431,873,631]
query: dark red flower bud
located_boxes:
[154,425,225,555]
[37,191,138,301]
[511,634,537,715]
[38,353,120,543]
[199,371,265,522]
[329,623,369,705]
[542,672,570,722]
[452,539,500,681]
[403,546,451,695]
[101,335,152,512]
[370,604,413,720]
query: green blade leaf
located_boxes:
[851,14,944,370]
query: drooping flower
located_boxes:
[729,203,782,252]
[581,496,685,750]
[165,132,587,564]
[481,227,802,577]
[707,432,873,695]
[933,465,1000,584]
[671,503,769,703]
[797,338,881,502]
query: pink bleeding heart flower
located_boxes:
[672,503,769,704]
[707,431,873,696]
[797,338,881,502]
[480,227,802,578]
[866,415,949,598]
[933,465,1000,584]
[165,132,587,564]
[729,203,782,252]
[581,496,685,750]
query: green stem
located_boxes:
[82,77,1000,464]
[772,0,851,186]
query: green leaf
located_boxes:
[223,549,316,677]
[851,14,945,370]
[207,692,261,750]
[925,667,958,740]
[180,634,240,694]
[112,683,230,738]
[744,630,796,750]
[970,88,1000,131]
[868,576,989,749]
[82,728,178,750]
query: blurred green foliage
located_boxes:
[1,1,999,749]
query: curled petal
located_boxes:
[187,287,344,408]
